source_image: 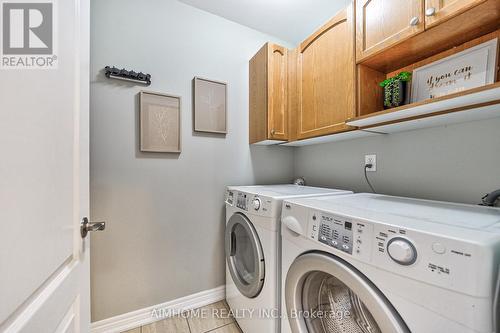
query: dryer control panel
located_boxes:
[236,192,248,211]
[225,189,279,218]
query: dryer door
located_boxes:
[225,213,265,298]
[285,252,409,333]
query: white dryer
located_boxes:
[224,185,352,333]
[281,193,500,333]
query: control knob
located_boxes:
[387,237,417,265]
[252,198,261,211]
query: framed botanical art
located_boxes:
[193,77,227,134]
[140,91,181,153]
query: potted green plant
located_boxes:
[379,71,412,109]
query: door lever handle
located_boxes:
[81,217,106,238]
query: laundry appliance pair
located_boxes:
[225,185,500,333]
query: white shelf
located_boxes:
[347,83,500,128]
[282,103,500,147]
[366,102,500,134]
[251,139,286,146]
[258,84,500,147]
[280,130,380,146]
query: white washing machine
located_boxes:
[224,185,352,333]
[281,193,500,333]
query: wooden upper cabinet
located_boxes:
[424,0,487,28]
[249,43,288,144]
[296,4,356,140]
[268,44,288,140]
[356,0,500,71]
[356,0,424,62]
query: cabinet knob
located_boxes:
[409,16,420,26]
[425,7,436,16]
[270,129,276,135]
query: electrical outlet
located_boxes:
[365,154,377,172]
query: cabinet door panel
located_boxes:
[297,5,356,139]
[268,44,288,140]
[356,0,424,61]
[425,0,487,27]
[249,44,268,144]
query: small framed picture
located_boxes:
[140,91,181,153]
[193,77,227,134]
[411,38,498,103]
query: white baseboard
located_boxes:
[91,286,226,333]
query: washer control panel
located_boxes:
[283,200,488,296]
[317,213,354,254]
[307,211,374,261]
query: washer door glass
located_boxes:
[285,252,409,333]
[225,213,265,298]
[302,272,380,333]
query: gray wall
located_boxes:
[90,0,294,322]
[295,118,500,205]
[90,0,500,323]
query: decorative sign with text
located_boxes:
[411,38,498,103]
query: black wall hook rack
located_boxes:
[104,66,151,85]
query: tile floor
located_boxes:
[122,301,242,333]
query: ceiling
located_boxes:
[178,0,351,45]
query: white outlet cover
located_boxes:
[365,154,377,172]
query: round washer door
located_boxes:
[285,252,410,333]
[225,213,265,298]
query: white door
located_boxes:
[0,0,91,332]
